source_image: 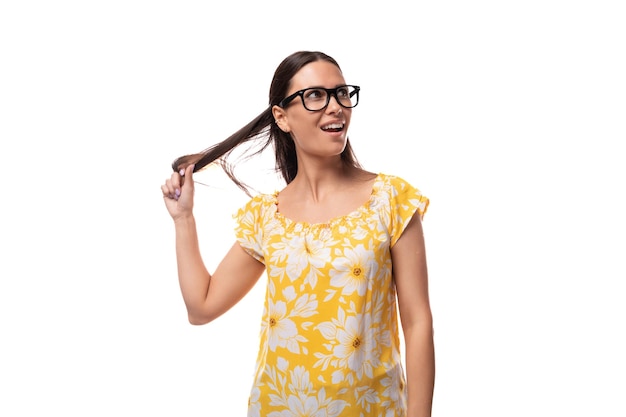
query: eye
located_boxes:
[336,86,350,98]
[303,88,326,101]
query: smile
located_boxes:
[321,123,344,132]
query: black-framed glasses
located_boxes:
[279,85,360,111]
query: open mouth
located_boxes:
[321,123,344,133]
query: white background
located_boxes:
[1,1,625,416]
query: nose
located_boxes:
[326,93,342,113]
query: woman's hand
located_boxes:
[161,164,195,221]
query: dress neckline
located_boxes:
[271,173,383,229]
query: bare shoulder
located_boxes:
[338,167,378,198]
[353,168,378,183]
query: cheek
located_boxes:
[288,114,320,134]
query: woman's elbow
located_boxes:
[187,309,216,325]
[188,315,210,325]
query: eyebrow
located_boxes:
[299,84,349,90]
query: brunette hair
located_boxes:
[171,51,361,195]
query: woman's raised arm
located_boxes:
[162,165,265,325]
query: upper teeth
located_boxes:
[322,123,343,130]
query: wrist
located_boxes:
[173,213,196,227]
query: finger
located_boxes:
[167,170,186,200]
[163,174,183,200]
[161,183,176,200]
[181,164,195,193]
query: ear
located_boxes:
[272,105,291,133]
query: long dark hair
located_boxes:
[171,51,361,195]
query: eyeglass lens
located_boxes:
[303,86,358,111]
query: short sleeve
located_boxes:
[233,195,266,264]
[387,176,429,247]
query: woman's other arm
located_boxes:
[392,213,435,417]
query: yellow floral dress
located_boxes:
[234,173,429,417]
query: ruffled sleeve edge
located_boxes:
[386,174,430,247]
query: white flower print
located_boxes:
[269,236,304,279]
[234,174,429,415]
[333,313,376,381]
[314,307,380,386]
[267,387,349,417]
[282,286,297,302]
[381,365,405,407]
[235,208,264,258]
[291,293,318,319]
[268,300,298,352]
[354,385,380,413]
[302,233,331,269]
[247,386,261,417]
[350,223,370,241]
[285,235,311,281]
[288,365,313,395]
[270,234,330,287]
[329,244,377,296]
[265,290,316,354]
[265,217,286,239]
[277,357,289,373]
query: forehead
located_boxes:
[289,61,346,92]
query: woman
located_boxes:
[161,51,435,416]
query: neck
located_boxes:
[290,158,355,203]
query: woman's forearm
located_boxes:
[173,214,211,320]
[405,321,435,417]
